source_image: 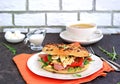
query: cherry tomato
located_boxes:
[69,58,84,67]
[39,54,48,62]
[87,57,92,61]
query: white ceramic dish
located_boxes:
[4,31,25,43]
[27,52,103,80]
[59,29,103,45]
[5,34,25,43]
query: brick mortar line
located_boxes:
[0,11,86,13]
[1,10,120,13]
[93,0,96,11]
[0,11,79,14]
[59,0,62,10]
[45,13,47,25]
[99,26,120,28]
[78,12,80,21]
[79,11,118,13]
[12,13,15,25]
[26,0,29,11]
[111,12,114,26]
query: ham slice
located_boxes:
[53,63,65,71]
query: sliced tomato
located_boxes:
[87,57,92,61]
[69,58,84,67]
[39,54,48,62]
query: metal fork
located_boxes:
[88,46,120,72]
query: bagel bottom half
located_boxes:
[42,64,90,74]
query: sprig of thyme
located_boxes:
[98,46,119,60]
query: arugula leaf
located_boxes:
[38,59,48,68]
[98,46,119,60]
[2,43,16,55]
[47,55,52,62]
[74,67,82,71]
[112,47,118,60]
[68,67,74,72]
[73,73,81,77]
[84,59,89,65]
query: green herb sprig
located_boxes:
[98,46,119,60]
[2,43,16,55]
[38,59,48,68]
[47,55,52,62]
[73,73,81,77]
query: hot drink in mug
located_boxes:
[66,21,97,40]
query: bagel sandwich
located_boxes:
[38,43,92,74]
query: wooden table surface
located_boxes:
[0,33,120,84]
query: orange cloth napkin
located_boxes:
[13,53,114,84]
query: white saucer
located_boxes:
[59,29,103,45]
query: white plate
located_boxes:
[59,29,103,45]
[27,52,103,80]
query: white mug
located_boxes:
[66,21,97,40]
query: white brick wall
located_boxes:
[80,13,111,26]
[0,13,12,26]
[15,13,45,26]
[0,0,120,32]
[113,13,120,26]
[0,0,26,11]
[96,0,120,11]
[47,13,77,25]
[29,0,59,11]
[62,0,93,10]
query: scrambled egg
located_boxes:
[52,55,59,59]
[51,55,75,68]
[60,56,75,68]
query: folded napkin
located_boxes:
[13,53,114,84]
